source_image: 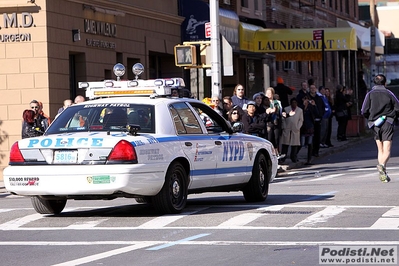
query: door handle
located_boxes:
[185,142,192,146]
[215,141,222,145]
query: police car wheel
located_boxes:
[31,196,67,214]
[153,162,188,214]
[243,153,269,202]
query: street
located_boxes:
[1,130,399,266]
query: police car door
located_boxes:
[169,102,217,189]
[188,102,247,187]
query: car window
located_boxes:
[170,102,202,134]
[46,103,155,134]
[189,102,230,134]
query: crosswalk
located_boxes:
[0,203,398,230]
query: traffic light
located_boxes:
[174,45,197,67]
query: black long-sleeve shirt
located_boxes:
[361,85,399,124]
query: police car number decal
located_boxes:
[54,150,78,164]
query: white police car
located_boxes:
[3,63,278,215]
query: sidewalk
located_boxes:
[278,118,372,173]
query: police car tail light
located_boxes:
[107,140,137,163]
[9,142,25,163]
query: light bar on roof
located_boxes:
[80,78,185,99]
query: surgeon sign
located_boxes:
[222,141,245,161]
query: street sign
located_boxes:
[313,30,323,41]
[205,22,211,38]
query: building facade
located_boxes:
[0,0,184,178]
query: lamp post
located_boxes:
[370,0,376,87]
[209,0,222,98]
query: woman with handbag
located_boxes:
[335,84,350,141]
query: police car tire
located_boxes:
[31,196,67,214]
[153,162,188,214]
[243,153,269,202]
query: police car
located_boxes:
[3,63,278,215]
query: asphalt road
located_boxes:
[0,126,398,266]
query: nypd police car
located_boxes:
[3,63,278,215]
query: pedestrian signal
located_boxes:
[174,45,197,67]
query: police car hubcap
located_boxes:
[172,179,180,198]
[259,170,265,187]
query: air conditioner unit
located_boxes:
[223,0,231,4]
[283,61,295,71]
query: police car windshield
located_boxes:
[47,104,155,134]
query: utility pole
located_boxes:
[370,0,376,87]
[209,0,222,98]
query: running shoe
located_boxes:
[377,164,391,183]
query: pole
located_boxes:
[370,0,376,87]
[322,30,325,87]
[210,0,222,98]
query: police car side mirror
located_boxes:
[232,122,243,133]
[127,124,141,136]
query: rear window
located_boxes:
[46,103,155,134]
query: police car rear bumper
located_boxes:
[3,164,167,196]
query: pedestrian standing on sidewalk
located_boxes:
[335,85,350,141]
[298,95,319,165]
[309,84,325,157]
[361,74,399,183]
[280,98,303,163]
[324,88,335,147]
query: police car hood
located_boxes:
[16,132,144,165]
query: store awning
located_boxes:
[239,22,263,52]
[337,20,385,54]
[253,27,357,53]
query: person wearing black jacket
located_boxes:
[297,95,319,165]
[242,101,269,137]
[308,84,325,157]
[335,85,350,141]
[22,109,43,139]
[361,74,399,182]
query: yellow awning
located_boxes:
[239,22,263,52]
[253,28,358,53]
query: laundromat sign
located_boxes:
[0,13,34,42]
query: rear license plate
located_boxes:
[54,150,78,164]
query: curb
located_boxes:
[277,132,373,175]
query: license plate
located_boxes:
[53,150,78,164]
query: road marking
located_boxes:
[371,207,399,229]
[0,207,78,230]
[218,205,284,227]
[66,219,109,229]
[0,209,15,213]
[146,233,210,250]
[294,206,346,227]
[0,205,398,231]
[308,174,344,182]
[0,240,399,247]
[0,213,44,230]
[138,208,208,228]
[303,191,337,201]
[52,242,158,266]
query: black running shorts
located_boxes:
[373,121,394,141]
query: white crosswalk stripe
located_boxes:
[0,204,398,230]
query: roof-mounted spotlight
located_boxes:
[132,63,144,80]
[113,63,125,81]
